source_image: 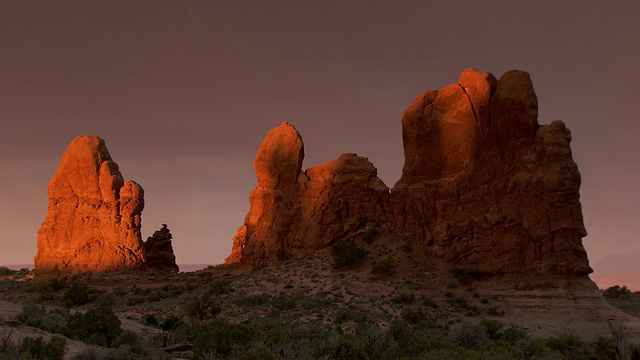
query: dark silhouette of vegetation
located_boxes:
[361,227,378,244]
[331,241,366,268]
[19,336,67,360]
[604,285,632,299]
[16,303,122,347]
[372,256,396,276]
[62,282,89,306]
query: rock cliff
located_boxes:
[227,69,592,277]
[35,135,146,274]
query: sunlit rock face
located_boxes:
[228,68,591,276]
[226,122,389,266]
[35,135,146,274]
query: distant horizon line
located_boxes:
[0,263,217,271]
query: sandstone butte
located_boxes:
[35,135,177,274]
[226,68,591,277]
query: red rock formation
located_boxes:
[226,122,389,266]
[35,135,146,274]
[228,69,592,277]
[392,69,590,275]
[143,224,179,272]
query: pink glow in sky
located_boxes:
[1,1,639,279]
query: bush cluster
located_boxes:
[16,303,122,347]
[160,317,622,360]
[0,335,67,360]
[603,285,632,299]
[372,256,396,276]
[331,241,366,268]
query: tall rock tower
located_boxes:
[35,135,146,274]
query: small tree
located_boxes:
[66,306,122,347]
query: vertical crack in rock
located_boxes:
[457,83,486,143]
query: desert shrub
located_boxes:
[331,241,366,268]
[532,335,593,360]
[126,294,146,306]
[185,292,222,320]
[19,336,67,360]
[161,284,186,296]
[66,305,122,347]
[422,297,439,308]
[393,291,416,304]
[372,256,396,276]
[112,330,140,348]
[0,267,12,276]
[487,305,505,316]
[144,314,159,327]
[603,285,631,299]
[449,266,483,286]
[36,278,66,301]
[451,321,489,351]
[187,320,260,359]
[333,333,367,360]
[401,306,426,325]
[63,282,89,306]
[476,319,504,341]
[159,315,185,347]
[362,227,378,244]
[234,293,271,307]
[209,278,233,295]
[16,304,67,334]
[592,336,616,359]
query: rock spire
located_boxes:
[35,135,146,274]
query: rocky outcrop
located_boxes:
[226,122,389,266]
[143,224,179,272]
[227,69,592,277]
[35,135,146,274]
[391,69,590,275]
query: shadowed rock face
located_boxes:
[35,135,146,274]
[392,69,589,275]
[227,69,591,276]
[143,224,179,272]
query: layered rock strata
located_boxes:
[143,224,179,272]
[227,69,591,277]
[35,135,146,274]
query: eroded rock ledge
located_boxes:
[226,68,591,277]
